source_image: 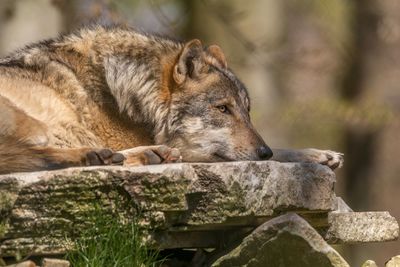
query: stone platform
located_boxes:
[0,161,398,266]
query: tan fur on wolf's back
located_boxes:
[0,95,48,146]
[0,76,152,150]
[0,76,99,148]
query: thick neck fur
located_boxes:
[5,26,183,143]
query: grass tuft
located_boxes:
[66,207,161,267]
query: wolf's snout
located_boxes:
[256,145,273,160]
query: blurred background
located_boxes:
[0,0,398,265]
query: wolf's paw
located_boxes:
[119,145,182,166]
[85,148,125,166]
[304,149,344,170]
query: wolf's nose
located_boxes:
[257,146,273,160]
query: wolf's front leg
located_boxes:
[271,148,344,170]
[118,145,182,166]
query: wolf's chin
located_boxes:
[212,152,235,162]
[179,151,233,162]
[213,151,262,162]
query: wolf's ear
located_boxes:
[206,45,227,69]
[173,39,206,85]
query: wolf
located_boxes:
[0,25,343,174]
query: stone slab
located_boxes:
[386,255,400,267]
[0,161,337,257]
[0,161,398,259]
[361,260,378,267]
[211,213,350,267]
[325,211,399,244]
[42,258,70,267]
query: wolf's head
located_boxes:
[161,39,272,162]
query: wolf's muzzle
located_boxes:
[257,145,273,160]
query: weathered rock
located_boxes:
[325,212,399,243]
[41,258,70,267]
[386,255,400,267]
[0,161,398,260]
[361,260,378,267]
[211,213,349,267]
[0,161,337,257]
[335,197,353,213]
[5,261,36,267]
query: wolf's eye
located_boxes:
[217,105,229,114]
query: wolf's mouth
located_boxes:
[212,152,234,162]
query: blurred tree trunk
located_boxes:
[0,1,15,36]
[0,0,63,56]
[53,0,121,31]
[341,0,380,211]
[273,1,348,150]
[341,0,400,265]
[0,0,120,56]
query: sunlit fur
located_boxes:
[0,25,269,173]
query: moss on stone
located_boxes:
[0,222,8,239]
[0,192,16,213]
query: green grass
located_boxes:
[65,208,162,267]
